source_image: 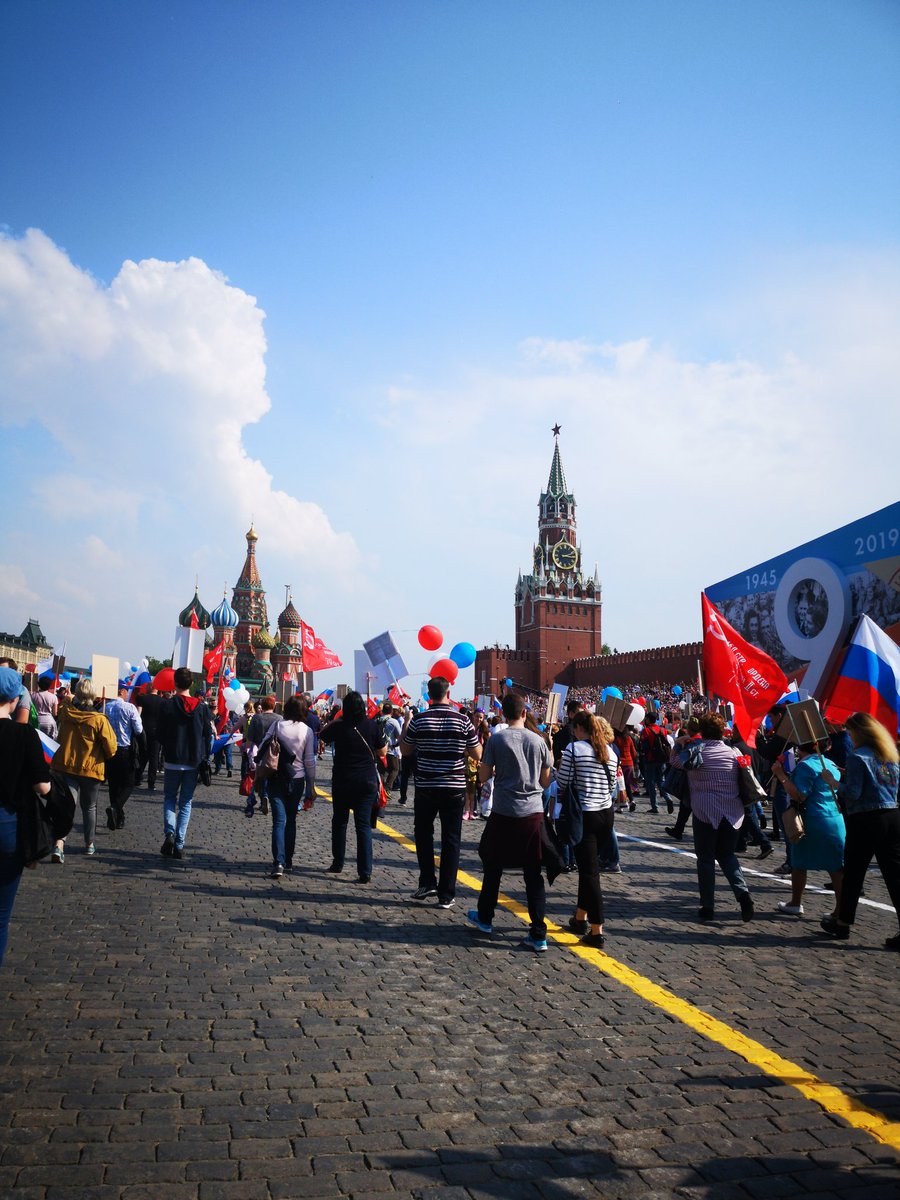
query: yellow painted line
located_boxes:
[317,791,900,1151]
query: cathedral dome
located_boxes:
[277,599,302,630]
[211,594,239,629]
[178,589,211,629]
[253,626,276,649]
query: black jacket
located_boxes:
[158,695,212,768]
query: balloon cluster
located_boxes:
[417,626,477,686]
[223,680,251,713]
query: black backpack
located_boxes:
[645,728,669,764]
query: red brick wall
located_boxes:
[565,642,703,688]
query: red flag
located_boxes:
[189,610,199,630]
[366,696,380,719]
[702,593,787,744]
[388,684,409,707]
[203,642,224,683]
[216,683,227,728]
[300,620,342,671]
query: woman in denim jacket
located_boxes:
[821,712,900,948]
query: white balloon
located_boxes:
[627,704,645,726]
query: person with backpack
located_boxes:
[156,668,212,860]
[640,712,672,814]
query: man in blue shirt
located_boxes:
[104,682,144,830]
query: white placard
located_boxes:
[172,627,206,673]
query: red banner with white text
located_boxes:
[702,593,787,743]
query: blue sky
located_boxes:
[1,0,898,691]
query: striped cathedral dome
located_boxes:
[211,594,239,629]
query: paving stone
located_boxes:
[0,771,898,1199]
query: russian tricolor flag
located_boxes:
[823,615,900,735]
[37,730,59,766]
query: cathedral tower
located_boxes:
[231,525,270,677]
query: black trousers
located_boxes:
[478,861,546,939]
[838,808,900,927]
[107,746,136,822]
[135,732,161,788]
[413,787,464,902]
[574,808,615,925]
[399,756,414,803]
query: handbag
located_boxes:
[239,774,254,798]
[736,756,767,808]
[557,746,586,848]
[662,763,690,804]
[355,727,389,810]
[782,803,805,844]
[198,758,212,787]
[18,791,56,863]
[254,733,282,783]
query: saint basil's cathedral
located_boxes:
[175,526,309,699]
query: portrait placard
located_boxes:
[776,699,829,746]
[545,691,562,727]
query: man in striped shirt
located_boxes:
[400,676,481,908]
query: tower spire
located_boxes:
[547,428,567,497]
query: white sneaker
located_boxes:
[777,901,804,916]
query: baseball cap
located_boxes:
[0,666,23,702]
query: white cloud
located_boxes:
[0,229,361,661]
[0,565,39,609]
[376,254,900,654]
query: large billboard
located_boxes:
[706,503,900,694]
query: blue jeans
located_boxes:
[0,808,23,968]
[643,763,664,810]
[270,777,304,868]
[598,824,620,869]
[163,768,198,849]
[214,744,233,772]
[692,815,750,911]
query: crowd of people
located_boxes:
[0,656,898,968]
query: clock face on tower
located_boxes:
[552,540,577,570]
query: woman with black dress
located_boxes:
[319,691,387,883]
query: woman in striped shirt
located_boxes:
[672,711,754,923]
[557,711,620,948]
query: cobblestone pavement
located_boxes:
[1,764,898,1199]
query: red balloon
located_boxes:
[429,657,459,683]
[418,624,443,651]
[153,667,176,692]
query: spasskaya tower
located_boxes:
[514,428,602,688]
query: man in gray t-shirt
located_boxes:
[483,724,551,818]
[469,693,553,951]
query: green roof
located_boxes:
[547,439,568,497]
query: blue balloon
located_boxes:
[229,679,240,690]
[504,677,512,686]
[601,686,623,702]
[672,685,683,697]
[449,641,477,669]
